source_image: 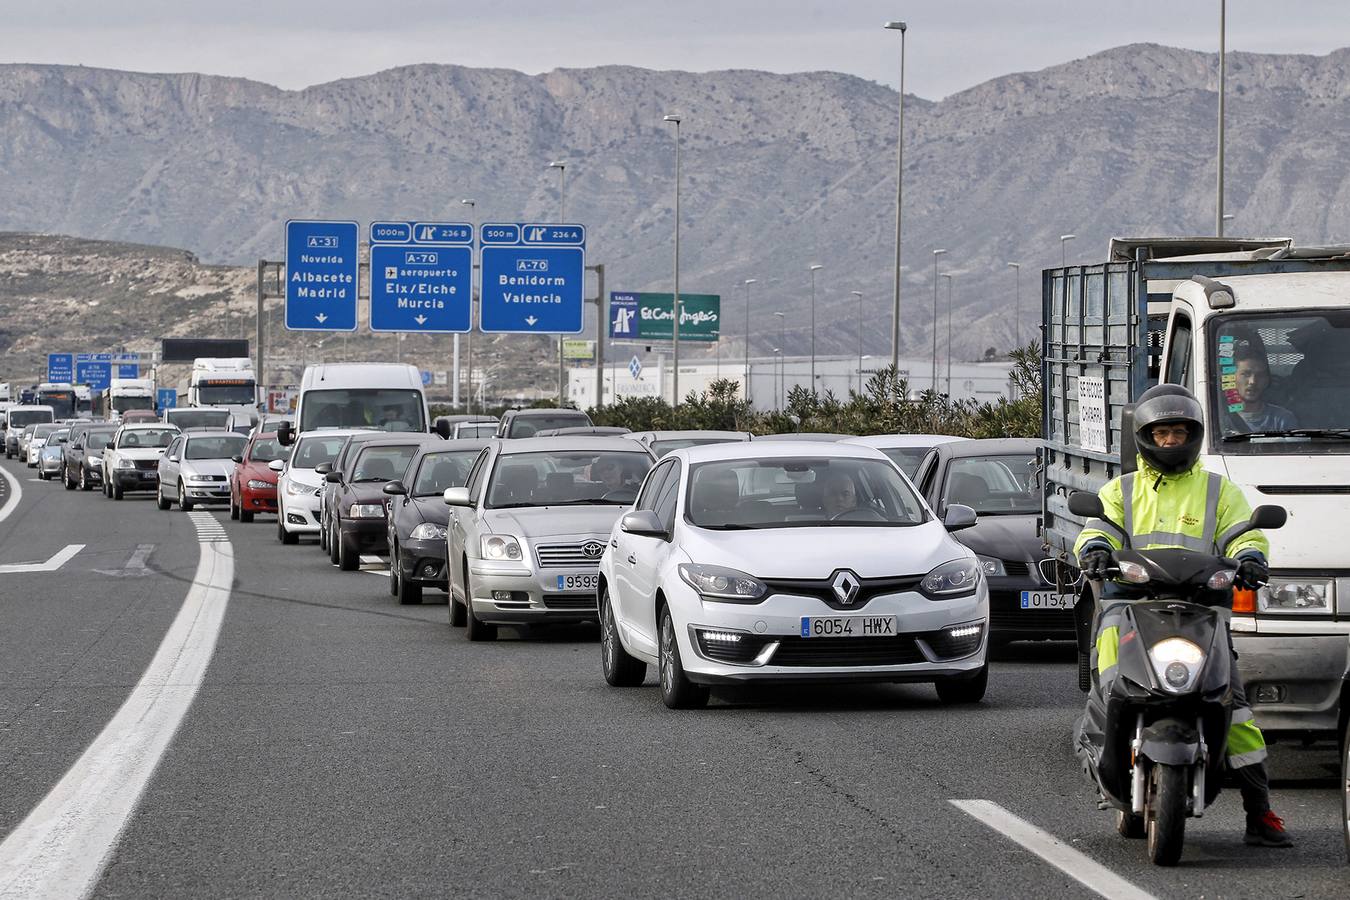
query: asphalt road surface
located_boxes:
[0,456,1343,898]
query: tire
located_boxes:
[1145,763,1188,866]
[239,506,254,524]
[936,664,989,704]
[600,585,646,687]
[389,543,402,596]
[37,469,47,480]
[156,483,171,510]
[337,530,359,571]
[329,523,341,565]
[464,571,497,641]
[281,521,299,545]
[178,481,193,511]
[112,480,124,500]
[229,494,239,520]
[397,563,424,605]
[1116,809,1146,839]
[319,515,329,552]
[1078,646,1092,693]
[658,606,708,709]
[1340,713,1349,862]
[80,467,90,491]
[449,561,468,627]
[64,467,75,490]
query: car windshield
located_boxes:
[33,424,60,438]
[506,413,590,438]
[686,457,927,529]
[197,382,255,405]
[167,409,230,430]
[942,454,1038,515]
[486,450,652,507]
[456,424,497,438]
[879,447,931,478]
[8,410,53,427]
[1210,310,1350,455]
[86,432,113,450]
[185,435,247,460]
[648,437,738,458]
[118,428,177,449]
[46,429,69,444]
[411,450,479,496]
[351,445,418,483]
[299,389,426,433]
[292,434,348,469]
[248,438,283,462]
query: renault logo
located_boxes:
[581,541,605,559]
[831,570,861,605]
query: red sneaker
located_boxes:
[1244,810,1294,847]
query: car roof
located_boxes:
[183,430,244,440]
[753,432,854,442]
[298,427,375,440]
[626,430,752,442]
[436,414,497,424]
[411,439,490,456]
[668,441,889,465]
[509,408,590,418]
[933,437,1041,458]
[842,434,969,449]
[120,422,178,430]
[351,433,443,450]
[496,436,653,455]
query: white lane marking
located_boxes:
[949,800,1156,900]
[0,513,234,899]
[0,465,22,524]
[0,544,85,575]
[93,544,155,578]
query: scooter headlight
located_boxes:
[1147,637,1205,693]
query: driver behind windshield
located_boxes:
[591,456,638,492]
[1232,351,1296,432]
[821,472,859,518]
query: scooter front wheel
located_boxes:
[1146,763,1187,866]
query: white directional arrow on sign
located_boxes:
[414,315,427,325]
[315,313,328,324]
[525,316,538,327]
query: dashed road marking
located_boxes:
[949,800,1156,900]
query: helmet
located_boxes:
[1133,384,1204,474]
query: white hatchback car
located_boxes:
[274,428,373,544]
[598,442,988,709]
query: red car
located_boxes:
[230,431,283,522]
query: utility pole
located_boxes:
[743,278,756,405]
[664,114,682,406]
[885,20,907,371]
[851,290,863,394]
[1216,0,1227,237]
[941,272,953,396]
[550,161,568,405]
[460,199,477,414]
[1006,262,1021,349]
[587,263,606,407]
[809,263,822,391]
[930,248,946,392]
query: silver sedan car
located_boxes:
[156,430,248,511]
[444,437,655,641]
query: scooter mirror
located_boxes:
[1248,505,1287,530]
[1067,490,1104,519]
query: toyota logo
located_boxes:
[830,570,861,605]
[581,541,605,559]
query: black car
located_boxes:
[495,408,591,438]
[316,431,382,554]
[383,439,488,604]
[328,434,442,571]
[63,423,117,491]
[912,437,1073,645]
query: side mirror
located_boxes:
[325,471,343,484]
[72,444,82,450]
[314,462,332,476]
[383,480,408,496]
[277,421,294,446]
[231,454,243,464]
[1067,491,1105,519]
[1247,505,1287,531]
[620,510,668,539]
[942,504,978,532]
[434,419,452,439]
[443,486,472,507]
[267,458,285,473]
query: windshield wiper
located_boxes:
[697,523,765,530]
[540,498,625,506]
[1223,428,1350,442]
[351,477,388,483]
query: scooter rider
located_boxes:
[1073,383,1293,848]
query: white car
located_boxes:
[103,423,180,499]
[841,433,969,480]
[597,441,988,709]
[25,423,62,467]
[274,428,372,544]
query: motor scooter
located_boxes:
[1068,491,1285,866]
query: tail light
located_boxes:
[1232,589,1256,614]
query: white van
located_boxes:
[277,363,447,445]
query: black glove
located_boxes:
[1079,548,1113,580]
[1234,556,1269,590]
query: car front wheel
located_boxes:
[658,606,708,709]
[464,570,497,641]
[935,664,988,705]
[178,481,193,511]
[600,585,646,687]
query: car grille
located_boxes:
[133,459,158,470]
[990,591,1075,636]
[768,635,926,667]
[759,574,925,611]
[1004,560,1031,578]
[541,596,597,611]
[535,542,606,568]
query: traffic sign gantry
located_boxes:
[47,353,73,383]
[285,220,359,331]
[75,361,112,392]
[369,221,473,333]
[479,223,586,334]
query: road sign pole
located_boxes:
[256,260,266,410]
[587,263,605,408]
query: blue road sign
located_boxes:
[75,361,112,392]
[479,223,586,334]
[369,222,473,333]
[117,364,139,378]
[420,370,433,386]
[157,388,177,411]
[629,355,642,379]
[285,220,359,331]
[47,353,73,383]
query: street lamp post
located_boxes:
[930,248,947,392]
[663,114,683,406]
[743,278,756,405]
[851,290,863,394]
[809,263,822,391]
[461,198,476,413]
[549,161,567,405]
[884,20,907,371]
[1060,234,1076,268]
[774,311,785,410]
[1216,0,1227,237]
[941,272,953,396]
[1006,262,1021,350]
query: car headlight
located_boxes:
[480,534,524,561]
[410,523,448,541]
[349,503,385,519]
[1148,637,1205,693]
[677,564,768,603]
[975,555,1006,577]
[1257,577,1333,614]
[116,458,135,469]
[188,475,216,482]
[920,558,981,599]
[88,454,103,465]
[247,479,272,490]
[285,480,311,496]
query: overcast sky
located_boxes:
[3,1,1347,98]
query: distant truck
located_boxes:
[183,358,258,429]
[277,363,446,445]
[1040,237,1350,740]
[99,377,157,421]
[35,382,77,418]
[74,384,93,417]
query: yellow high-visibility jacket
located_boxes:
[1074,457,1268,561]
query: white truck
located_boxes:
[1041,237,1350,740]
[100,378,157,421]
[276,363,446,446]
[184,358,258,429]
